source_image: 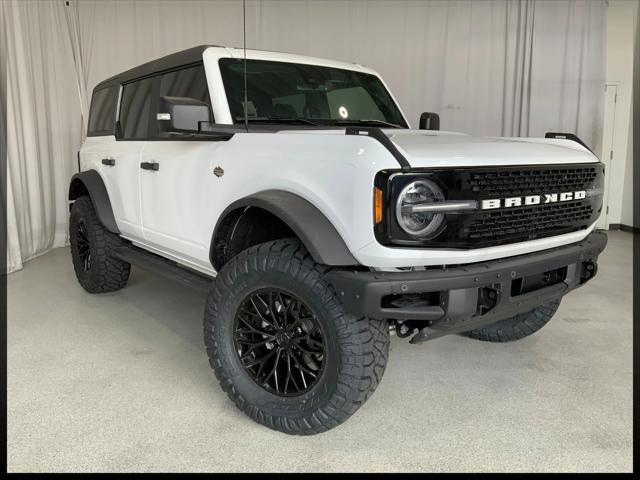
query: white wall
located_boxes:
[621,108,634,226]
[603,0,638,228]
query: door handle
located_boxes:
[140,161,159,171]
[101,158,115,166]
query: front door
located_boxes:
[137,63,222,272]
[139,141,222,271]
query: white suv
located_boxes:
[69,45,607,435]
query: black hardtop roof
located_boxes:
[94,45,221,91]
[93,45,365,93]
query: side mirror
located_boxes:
[419,112,440,131]
[157,96,212,133]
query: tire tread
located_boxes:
[462,299,560,342]
[69,196,130,293]
[203,238,389,435]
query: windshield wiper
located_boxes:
[234,116,320,126]
[330,119,404,129]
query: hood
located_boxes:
[386,130,598,168]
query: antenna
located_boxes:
[243,0,248,132]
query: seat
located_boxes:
[272,103,297,118]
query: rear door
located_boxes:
[83,85,118,209]
[102,77,156,240]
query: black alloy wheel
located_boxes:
[75,219,92,272]
[233,288,325,396]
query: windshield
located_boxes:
[219,58,408,128]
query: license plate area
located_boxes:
[510,266,568,296]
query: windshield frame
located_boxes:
[217,57,410,129]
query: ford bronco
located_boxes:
[69,45,607,435]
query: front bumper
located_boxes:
[326,231,607,343]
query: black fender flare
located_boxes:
[68,170,119,233]
[210,190,359,267]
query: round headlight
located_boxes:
[395,179,446,237]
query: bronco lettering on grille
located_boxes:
[480,190,587,210]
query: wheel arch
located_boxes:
[68,170,120,234]
[210,190,359,270]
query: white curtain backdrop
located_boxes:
[0,0,7,276]
[2,0,606,273]
[4,0,83,273]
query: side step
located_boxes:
[113,245,213,293]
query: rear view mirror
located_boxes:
[158,96,212,133]
[419,112,440,131]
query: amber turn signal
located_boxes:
[374,187,383,224]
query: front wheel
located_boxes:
[461,299,561,342]
[203,238,389,435]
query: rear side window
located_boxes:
[119,78,154,139]
[87,86,115,135]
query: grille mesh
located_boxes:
[466,201,594,239]
[467,167,598,198]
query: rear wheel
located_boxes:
[69,196,130,293]
[461,299,561,342]
[204,238,389,435]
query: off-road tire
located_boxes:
[69,196,130,293]
[204,238,389,435]
[461,299,561,342]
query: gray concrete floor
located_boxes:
[7,231,633,472]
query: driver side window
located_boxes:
[155,64,213,138]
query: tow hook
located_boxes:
[580,261,597,284]
[392,319,422,338]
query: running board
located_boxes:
[113,245,213,293]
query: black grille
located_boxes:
[457,165,603,246]
[466,201,594,240]
[375,163,604,249]
[467,167,598,198]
